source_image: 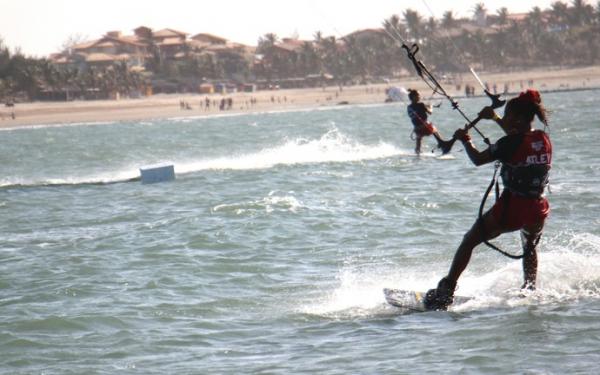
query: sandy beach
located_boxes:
[2,65,599,129]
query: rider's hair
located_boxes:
[408,89,419,101]
[506,89,548,126]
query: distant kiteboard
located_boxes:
[383,288,472,312]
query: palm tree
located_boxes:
[297,41,320,76]
[114,61,135,96]
[500,20,524,64]
[383,14,405,41]
[426,16,437,38]
[5,52,42,99]
[488,9,516,66]
[341,35,365,80]
[550,1,569,27]
[403,9,424,42]
[460,29,488,69]
[39,59,59,93]
[139,29,163,75]
[257,33,279,81]
[0,41,18,99]
[381,16,413,74]
[257,33,278,53]
[540,28,568,65]
[570,0,594,26]
[319,36,341,77]
[218,51,250,80]
[313,31,324,44]
[198,54,218,80]
[0,38,12,95]
[55,67,78,101]
[496,7,509,25]
[525,6,546,60]
[441,11,457,28]
[473,3,488,26]
[579,27,599,63]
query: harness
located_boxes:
[407,104,430,140]
[501,163,550,198]
[477,162,525,260]
[477,131,551,259]
[407,104,429,126]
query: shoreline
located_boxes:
[1,65,599,129]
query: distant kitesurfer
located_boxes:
[406,89,446,155]
[424,89,552,310]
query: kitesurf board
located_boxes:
[383,288,472,312]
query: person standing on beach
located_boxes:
[406,89,446,155]
[423,90,552,311]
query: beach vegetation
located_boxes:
[0,1,599,102]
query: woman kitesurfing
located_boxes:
[424,90,552,310]
[406,89,447,155]
[383,12,553,311]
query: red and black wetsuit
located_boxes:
[489,130,552,230]
[407,103,435,136]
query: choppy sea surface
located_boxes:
[1,90,599,374]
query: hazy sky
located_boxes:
[1,0,559,57]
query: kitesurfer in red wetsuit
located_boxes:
[424,89,552,310]
[406,89,447,155]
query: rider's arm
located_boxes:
[425,103,433,114]
[462,132,520,167]
[454,128,494,166]
[461,139,494,166]
[479,107,510,135]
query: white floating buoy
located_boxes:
[139,163,175,184]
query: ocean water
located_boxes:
[1,90,599,374]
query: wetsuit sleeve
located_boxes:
[416,103,428,118]
[407,104,420,126]
[489,134,522,162]
[407,103,428,126]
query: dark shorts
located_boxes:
[491,191,550,231]
[414,122,436,137]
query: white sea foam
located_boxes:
[0,168,140,188]
[302,231,600,317]
[212,191,304,215]
[0,120,117,132]
[177,128,407,173]
[0,128,432,188]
